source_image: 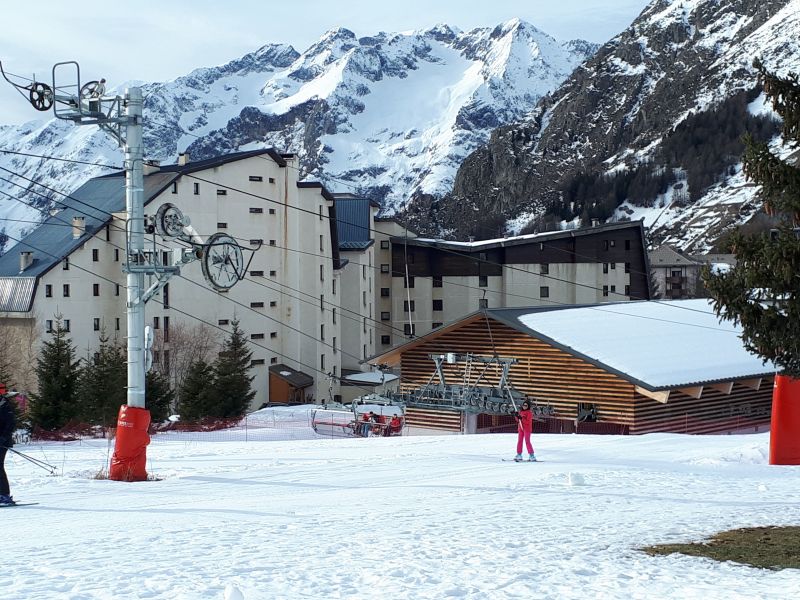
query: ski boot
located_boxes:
[528,454,537,462]
[0,495,15,506]
[514,454,523,462]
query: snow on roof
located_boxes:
[344,372,399,385]
[515,299,775,389]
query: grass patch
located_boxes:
[643,526,800,570]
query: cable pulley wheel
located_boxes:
[28,82,53,111]
[80,80,102,99]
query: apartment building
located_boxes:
[0,149,343,408]
[372,221,651,348]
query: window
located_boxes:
[332,337,337,354]
[478,299,488,309]
[332,309,337,325]
[216,189,227,196]
[404,276,415,289]
[320,294,325,311]
[250,239,263,245]
[319,206,323,221]
[63,319,70,332]
[625,262,631,274]
[362,264,367,279]
[625,240,631,251]
[105,225,111,241]
[671,270,682,277]
[115,318,120,331]
[380,264,390,273]
[92,248,99,262]
[602,285,609,297]
[363,291,367,307]
[249,207,264,214]
[161,251,170,266]
[93,283,100,297]
[332,279,337,295]
[603,240,609,251]
[610,240,616,248]
[115,284,120,297]
[163,283,170,308]
[271,357,278,364]
[625,285,631,296]
[250,301,264,308]
[251,333,265,340]
[320,265,324,282]
[63,257,69,270]
[63,284,70,297]
[269,270,277,277]
[432,299,443,311]
[163,317,170,343]
[404,300,415,312]
[610,262,616,270]
[321,235,325,252]
[171,181,178,194]
[381,312,390,321]
[269,177,275,184]
[269,208,276,215]
[603,263,609,274]
[540,286,549,298]
[249,175,263,182]
[479,275,488,287]
[432,275,442,288]
[403,324,415,336]
[93,318,100,331]
[381,287,390,297]
[432,322,443,329]
[251,359,265,366]
[270,332,278,339]
[380,240,390,249]
[610,285,616,293]
[363,317,367,334]
[217,222,228,229]
[363,344,367,360]
[269,301,277,308]
[163,350,170,374]
[45,320,53,333]
[381,335,391,345]
[540,264,549,275]
[153,317,160,329]
[269,240,276,246]
[45,284,52,298]
[113,248,119,262]
[193,182,199,195]
[218,319,229,326]
[250,270,264,277]
[320,324,325,341]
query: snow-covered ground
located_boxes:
[3,410,799,599]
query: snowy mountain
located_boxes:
[0,19,596,250]
[421,0,800,252]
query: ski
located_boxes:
[0,502,38,507]
[501,459,540,462]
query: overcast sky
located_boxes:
[0,0,649,124]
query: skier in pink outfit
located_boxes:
[514,400,536,462]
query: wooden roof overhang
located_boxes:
[368,310,772,404]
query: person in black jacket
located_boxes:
[0,382,16,505]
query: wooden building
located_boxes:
[370,299,775,435]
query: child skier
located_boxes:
[513,400,536,462]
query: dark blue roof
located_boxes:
[0,172,177,279]
[334,197,375,251]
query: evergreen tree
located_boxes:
[706,62,800,375]
[208,319,255,418]
[146,369,174,423]
[177,359,213,420]
[29,317,82,430]
[77,331,126,426]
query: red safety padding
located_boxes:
[109,405,151,481]
[770,375,800,465]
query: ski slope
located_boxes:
[2,412,799,599]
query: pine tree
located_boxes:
[177,359,213,421]
[706,62,800,375]
[146,369,174,423]
[208,319,255,418]
[29,317,82,430]
[77,331,126,426]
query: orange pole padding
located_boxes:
[769,374,800,465]
[109,404,151,481]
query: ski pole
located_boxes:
[3,446,58,475]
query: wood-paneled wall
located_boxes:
[397,315,773,435]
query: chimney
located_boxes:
[19,251,33,272]
[178,152,190,166]
[591,218,600,227]
[72,216,86,239]
[143,160,161,175]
